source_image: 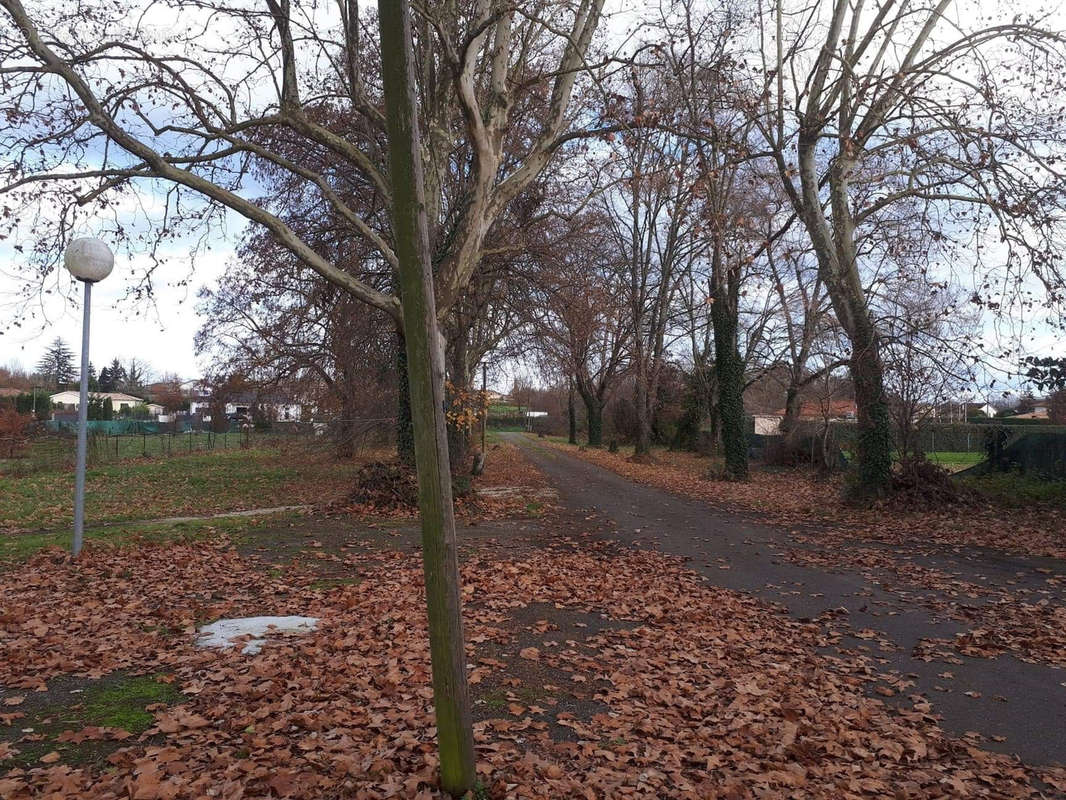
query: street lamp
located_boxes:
[64,237,114,556]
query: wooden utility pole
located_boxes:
[377,1,476,795]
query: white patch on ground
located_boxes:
[196,616,319,655]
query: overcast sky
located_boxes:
[1,234,231,381]
[0,0,1062,394]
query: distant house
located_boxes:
[969,402,998,418]
[188,392,302,423]
[1012,405,1049,421]
[0,387,21,399]
[49,391,161,416]
[752,398,857,435]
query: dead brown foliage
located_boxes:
[1,540,1062,797]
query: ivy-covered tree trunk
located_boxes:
[395,326,415,467]
[574,377,605,446]
[849,321,894,496]
[586,401,603,446]
[567,378,577,445]
[445,331,471,476]
[796,127,894,497]
[711,294,749,479]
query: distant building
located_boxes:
[188,392,303,423]
[49,391,159,415]
[752,399,857,435]
[1012,405,1049,421]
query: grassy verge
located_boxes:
[0,673,183,768]
[961,473,1066,507]
[925,451,983,470]
[0,432,241,475]
[0,447,360,531]
[0,512,301,565]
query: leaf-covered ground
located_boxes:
[3,538,1064,798]
[541,440,1066,559]
[3,440,1065,797]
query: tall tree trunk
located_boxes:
[336,389,357,459]
[848,319,894,494]
[567,378,577,445]
[575,378,604,446]
[395,326,415,467]
[586,400,604,447]
[797,130,894,496]
[633,361,652,458]
[378,4,475,796]
[711,292,749,479]
[446,330,470,475]
[779,381,802,436]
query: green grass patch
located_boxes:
[1,673,182,768]
[0,512,297,566]
[926,451,983,468]
[81,675,181,732]
[961,472,1066,507]
[308,576,362,590]
[0,446,355,532]
[477,691,509,710]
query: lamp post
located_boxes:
[64,238,114,556]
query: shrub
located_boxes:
[0,407,34,458]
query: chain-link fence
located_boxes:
[0,418,398,477]
[816,420,1066,454]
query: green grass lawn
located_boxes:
[0,512,297,565]
[0,431,252,476]
[0,446,360,533]
[488,403,520,413]
[925,451,984,469]
[960,472,1066,507]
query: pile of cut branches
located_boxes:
[338,461,419,514]
[889,456,966,510]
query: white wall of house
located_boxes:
[187,399,303,422]
[273,403,301,421]
[753,415,782,435]
[49,391,145,413]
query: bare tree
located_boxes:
[599,69,696,458]
[645,0,780,478]
[196,232,396,457]
[527,214,629,446]
[0,0,609,356]
[755,0,1066,495]
[881,283,977,459]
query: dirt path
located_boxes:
[505,433,1066,767]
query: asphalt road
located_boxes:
[505,433,1066,767]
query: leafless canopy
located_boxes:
[0,0,613,324]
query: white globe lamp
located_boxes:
[64,237,114,283]
[63,236,115,556]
